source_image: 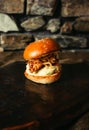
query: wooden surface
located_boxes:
[0,61,89,130]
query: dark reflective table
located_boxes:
[0,61,89,130]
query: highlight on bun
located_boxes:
[23,38,62,84]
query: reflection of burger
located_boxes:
[23,38,62,84]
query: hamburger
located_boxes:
[23,38,62,84]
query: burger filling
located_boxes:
[26,51,61,76]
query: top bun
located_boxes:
[23,38,60,60]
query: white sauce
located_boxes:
[26,63,59,76]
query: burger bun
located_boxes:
[24,70,61,84]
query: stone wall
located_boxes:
[0,0,89,58]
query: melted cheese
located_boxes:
[26,63,59,76]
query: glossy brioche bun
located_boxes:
[23,38,60,60]
[24,69,62,84]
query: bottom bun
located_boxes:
[24,70,62,84]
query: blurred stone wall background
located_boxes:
[0,0,89,66]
